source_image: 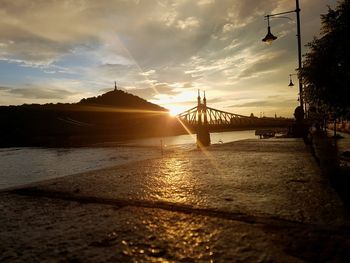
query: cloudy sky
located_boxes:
[0,0,337,117]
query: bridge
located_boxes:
[176,91,291,147]
[176,91,288,128]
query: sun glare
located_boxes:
[168,105,184,117]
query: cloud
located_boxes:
[231,98,296,108]
[197,0,215,5]
[2,86,78,100]
[238,51,286,79]
[176,17,200,30]
[0,1,97,66]
[0,0,277,70]
[0,86,11,91]
[129,83,178,99]
[222,23,235,33]
[183,82,193,88]
[139,70,156,77]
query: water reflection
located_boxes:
[118,217,217,262]
[0,147,159,189]
[155,158,194,203]
[128,130,256,148]
[117,209,219,262]
[0,130,255,189]
[145,217,217,262]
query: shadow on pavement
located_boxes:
[311,132,350,207]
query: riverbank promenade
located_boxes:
[1,139,350,262]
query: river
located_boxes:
[0,130,256,190]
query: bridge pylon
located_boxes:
[196,90,210,147]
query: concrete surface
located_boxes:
[1,139,350,262]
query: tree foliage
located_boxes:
[300,0,350,117]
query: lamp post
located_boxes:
[262,0,304,113]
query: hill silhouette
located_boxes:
[0,88,182,147]
[79,89,167,112]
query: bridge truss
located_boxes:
[177,105,254,126]
[175,91,291,130]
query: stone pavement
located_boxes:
[1,139,350,262]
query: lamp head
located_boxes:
[262,26,277,44]
[288,74,295,87]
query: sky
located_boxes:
[0,0,338,117]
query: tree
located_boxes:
[299,0,350,118]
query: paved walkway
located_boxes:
[1,139,350,262]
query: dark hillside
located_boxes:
[0,89,183,147]
[79,89,167,112]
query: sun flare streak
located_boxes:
[112,34,161,96]
[68,105,170,115]
[175,117,227,177]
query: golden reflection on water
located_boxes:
[175,117,226,178]
[151,117,229,205]
[143,213,218,262]
[117,119,225,262]
[117,212,218,262]
[157,158,194,203]
[157,219,217,261]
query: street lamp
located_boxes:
[288,74,297,87]
[262,16,277,44]
[262,0,304,112]
[289,74,307,116]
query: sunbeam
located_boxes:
[112,34,161,96]
[175,116,226,177]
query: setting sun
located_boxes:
[167,105,186,117]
